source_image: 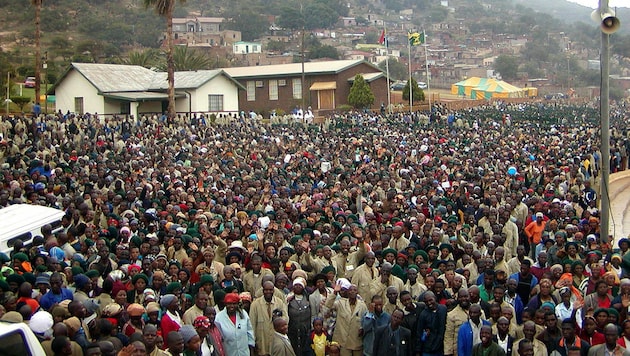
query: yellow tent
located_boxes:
[450,77,494,96]
[471,80,525,99]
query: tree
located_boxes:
[309,45,339,60]
[32,0,42,106]
[122,49,159,68]
[402,78,424,102]
[378,58,407,81]
[494,55,519,81]
[348,74,375,109]
[224,9,269,41]
[171,46,212,71]
[266,40,287,53]
[10,96,31,111]
[144,0,186,119]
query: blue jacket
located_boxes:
[457,319,491,356]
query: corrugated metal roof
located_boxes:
[224,59,366,78]
[71,63,155,93]
[347,72,384,83]
[150,70,224,90]
[102,92,174,101]
[67,64,244,93]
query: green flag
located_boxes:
[408,32,425,46]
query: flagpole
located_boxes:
[408,33,413,111]
[385,24,391,114]
[424,29,431,113]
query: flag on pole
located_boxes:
[378,29,386,45]
[408,31,425,46]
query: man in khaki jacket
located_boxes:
[351,251,378,300]
[326,282,368,356]
[333,229,368,280]
[242,255,274,296]
[444,289,471,356]
[367,262,405,303]
[250,281,289,356]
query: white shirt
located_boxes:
[497,334,509,353]
[555,302,573,322]
[470,319,482,346]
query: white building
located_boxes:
[50,63,244,119]
[233,41,262,55]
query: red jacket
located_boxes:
[160,312,181,349]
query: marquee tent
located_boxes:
[470,80,525,99]
[450,77,493,96]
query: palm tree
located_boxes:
[32,0,42,106]
[172,46,212,71]
[144,0,186,118]
[122,49,159,68]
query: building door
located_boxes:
[318,90,335,110]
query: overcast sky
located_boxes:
[566,0,627,8]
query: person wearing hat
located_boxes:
[72,274,92,304]
[123,303,146,337]
[325,281,367,356]
[381,248,398,265]
[525,212,546,258]
[160,294,182,349]
[286,277,311,355]
[40,272,74,311]
[127,273,149,305]
[250,280,289,356]
[179,324,201,356]
[214,292,255,356]
[195,246,226,284]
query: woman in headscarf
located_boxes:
[214,292,255,356]
[287,277,312,356]
[571,261,588,295]
[160,294,182,350]
[555,272,584,305]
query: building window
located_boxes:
[253,45,258,52]
[269,80,278,101]
[208,95,224,111]
[74,97,84,114]
[247,81,255,101]
[292,78,302,99]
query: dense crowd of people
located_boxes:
[1,100,630,356]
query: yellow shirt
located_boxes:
[311,332,327,356]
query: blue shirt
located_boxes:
[39,288,74,310]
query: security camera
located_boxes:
[591,8,621,34]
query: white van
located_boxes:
[0,321,46,356]
[0,204,66,254]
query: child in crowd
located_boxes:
[310,317,330,356]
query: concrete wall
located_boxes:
[54,70,103,115]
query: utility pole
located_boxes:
[596,0,619,243]
[43,51,48,114]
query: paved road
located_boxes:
[608,171,630,246]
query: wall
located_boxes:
[54,70,103,115]
[233,62,387,113]
[191,75,240,114]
